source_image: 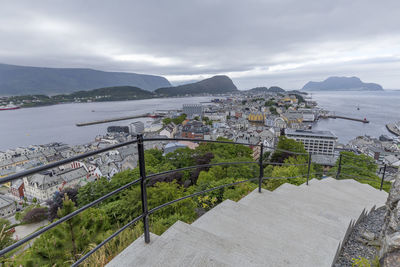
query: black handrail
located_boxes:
[146,161,259,182]
[0,139,139,184]
[0,135,387,266]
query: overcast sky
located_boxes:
[1,0,400,89]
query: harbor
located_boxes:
[386,122,400,136]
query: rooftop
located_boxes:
[286,129,337,139]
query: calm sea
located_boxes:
[0,97,213,151]
[1,91,399,151]
[311,90,400,144]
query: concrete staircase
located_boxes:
[107,178,388,267]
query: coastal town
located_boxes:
[1,90,400,229]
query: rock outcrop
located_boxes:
[380,172,400,266]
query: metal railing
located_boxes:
[0,136,389,265]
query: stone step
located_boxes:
[193,200,336,266]
[268,181,378,213]
[106,233,160,267]
[108,220,265,266]
[107,178,388,267]
[240,186,367,226]
[299,178,387,206]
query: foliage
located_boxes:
[269,106,278,115]
[263,137,313,191]
[265,100,276,106]
[22,207,47,224]
[47,187,79,221]
[82,222,144,267]
[15,204,45,223]
[352,256,371,267]
[270,136,307,163]
[329,151,391,192]
[197,195,218,211]
[0,222,14,250]
[162,114,187,126]
[0,218,10,230]
[12,136,322,265]
[14,195,113,266]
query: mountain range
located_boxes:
[302,76,383,91]
[0,63,171,96]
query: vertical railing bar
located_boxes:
[137,134,150,243]
[380,164,386,191]
[306,152,311,185]
[259,143,264,193]
[336,154,342,179]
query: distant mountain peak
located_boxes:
[155,75,238,96]
[0,63,171,96]
[302,76,383,91]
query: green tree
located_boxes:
[329,151,391,191]
[269,106,278,115]
[15,195,112,266]
[270,136,307,163]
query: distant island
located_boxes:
[2,75,239,108]
[245,86,285,94]
[302,76,383,91]
[0,63,171,95]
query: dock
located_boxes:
[319,115,369,123]
[76,113,164,127]
[386,123,400,136]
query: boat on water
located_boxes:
[0,104,20,111]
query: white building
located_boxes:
[129,121,145,134]
[286,129,337,156]
[0,196,16,217]
[24,167,88,202]
[183,104,203,119]
[160,123,177,138]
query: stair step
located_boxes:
[240,188,366,226]
[193,200,336,266]
[106,233,160,267]
[299,178,387,206]
[107,178,388,267]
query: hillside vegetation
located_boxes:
[155,75,238,96]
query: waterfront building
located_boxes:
[286,129,337,156]
[281,112,303,129]
[183,104,203,119]
[129,121,145,134]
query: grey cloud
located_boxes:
[1,0,400,89]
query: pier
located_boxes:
[386,123,400,136]
[319,115,369,123]
[76,113,164,127]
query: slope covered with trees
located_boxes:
[155,75,238,96]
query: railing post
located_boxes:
[137,134,150,243]
[380,164,387,191]
[259,143,264,193]
[306,152,311,185]
[336,154,342,179]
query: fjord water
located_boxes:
[0,91,399,151]
[0,97,212,151]
[311,90,400,144]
